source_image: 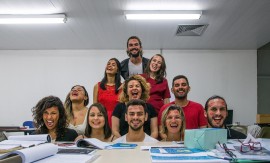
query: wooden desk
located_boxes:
[1,141,270,163]
[0,155,22,163]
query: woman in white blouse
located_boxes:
[64,85,89,135]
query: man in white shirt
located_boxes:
[114,99,158,143]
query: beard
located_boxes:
[174,92,188,100]
[175,94,187,100]
[128,49,142,58]
[207,116,225,128]
[173,88,188,100]
[129,120,144,131]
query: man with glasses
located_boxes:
[204,95,246,139]
[121,36,149,80]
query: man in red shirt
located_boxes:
[158,75,207,139]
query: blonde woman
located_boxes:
[160,105,185,141]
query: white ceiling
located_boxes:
[0,0,270,50]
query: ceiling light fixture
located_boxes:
[0,14,67,24]
[125,10,202,20]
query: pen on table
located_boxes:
[207,154,232,161]
[29,144,35,147]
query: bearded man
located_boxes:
[158,75,207,139]
[204,95,246,139]
[113,99,158,143]
[120,36,149,80]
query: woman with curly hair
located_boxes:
[160,105,185,141]
[32,96,78,142]
[112,75,158,139]
[75,103,117,142]
[64,85,89,135]
[93,58,122,128]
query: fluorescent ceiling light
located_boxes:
[125,10,202,20]
[0,14,66,24]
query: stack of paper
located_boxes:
[0,134,51,148]
[150,147,228,163]
[0,143,58,163]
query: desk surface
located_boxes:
[93,140,270,163]
[1,140,270,163]
[95,142,158,163]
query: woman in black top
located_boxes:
[112,75,158,139]
[32,96,78,142]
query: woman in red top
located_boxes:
[141,54,171,114]
[93,58,122,127]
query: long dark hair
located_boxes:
[32,96,68,139]
[84,103,112,139]
[144,54,167,84]
[100,58,121,94]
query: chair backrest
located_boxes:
[0,131,7,141]
[258,127,270,138]
[23,121,34,128]
[231,125,248,135]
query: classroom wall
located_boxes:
[0,49,257,126]
[257,42,270,114]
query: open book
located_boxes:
[0,143,58,163]
[0,134,51,148]
[75,138,110,149]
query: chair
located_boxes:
[0,131,7,141]
[22,121,34,128]
[247,125,261,138]
[231,125,248,135]
[257,127,270,138]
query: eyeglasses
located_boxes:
[238,139,262,153]
[218,141,237,160]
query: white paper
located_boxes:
[0,143,58,163]
[0,144,20,150]
[0,140,47,147]
[8,134,50,142]
[76,138,110,149]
